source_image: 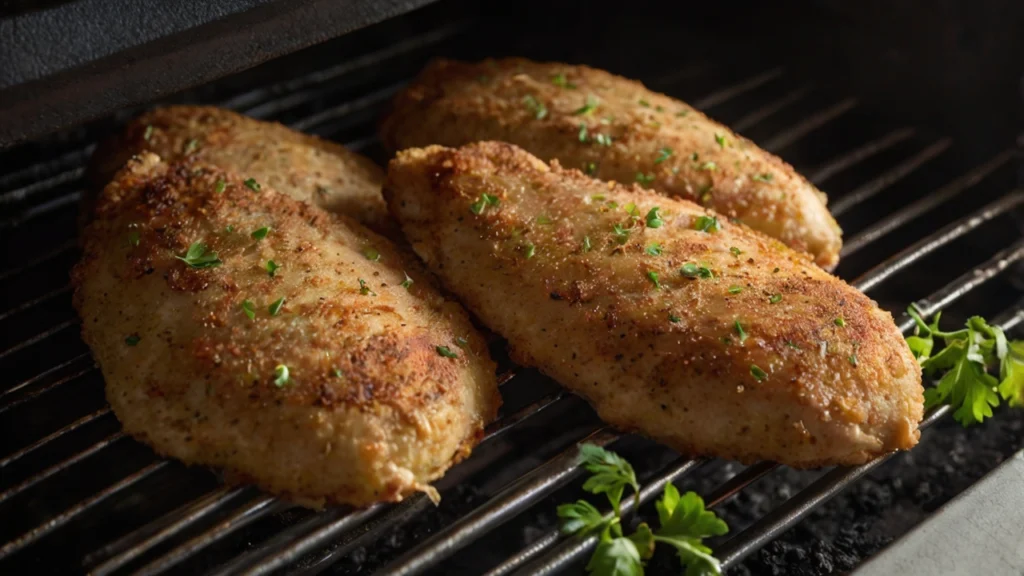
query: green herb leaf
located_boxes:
[693,215,720,233]
[125,334,141,346]
[645,243,663,256]
[594,133,613,146]
[454,336,469,349]
[676,110,690,117]
[578,444,639,515]
[834,317,846,327]
[645,207,663,228]
[729,246,742,257]
[363,247,381,261]
[143,125,154,141]
[999,341,1024,407]
[523,95,548,119]
[536,215,554,225]
[524,243,536,259]
[574,94,599,115]
[698,161,717,172]
[587,538,643,576]
[251,226,270,240]
[552,73,576,89]
[268,297,285,316]
[183,138,200,154]
[769,294,782,304]
[557,499,606,536]
[358,278,375,296]
[578,124,589,142]
[751,365,767,381]
[436,345,458,359]
[241,300,256,320]
[470,193,500,215]
[244,178,261,192]
[274,364,289,387]
[266,260,280,277]
[635,172,655,186]
[638,99,651,107]
[655,485,728,576]
[175,242,222,269]
[629,523,656,561]
[714,133,726,149]
[655,147,673,164]
[734,320,748,343]
[612,224,630,244]
[786,341,802,350]
[669,313,682,323]
[585,162,599,175]
[401,271,414,289]
[582,236,593,253]
[752,173,774,182]
[680,263,713,279]
[647,270,661,289]
[225,225,234,233]
[728,285,742,294]
[128,230,140,247]
[214,179,226,193]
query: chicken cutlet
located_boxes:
[384,142,922,467]
[87,105,396,237]
[73,153,500,507]
[381,58,843,269]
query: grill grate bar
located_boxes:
[0,366,96,416]
[830,139,953,216]
[0,284,71,320]
[0,432,124,506]
[134,496,289,576]
[0,240,76,282]
[809,128,917,185]
[0,167,84,205]
[0,145,95,192]
[731,85,813,133]
[692,68,785,110]
[289,83,405,133]
[855,190,1024,293]
[0,407,111,468]
[0,461,169,561]
[841,149,1017,257]
[506,461,779,576]
[0,191,84,231]
[86,486,256,576]
[762,98,858,153]
[378,429,620,576]
[0,353,92,409]
[0,320,76,361]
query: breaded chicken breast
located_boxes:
[381,58,842,269]
[88,105,395,237]
[384,142,922,468]
[73,153,500,507]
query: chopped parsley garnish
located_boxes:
[251,226,270,240]
[693,215,720,233]
[552,73,576,88]
[268,297,285,316]
[455,336,469,349]
[582,236,593,252]
[363,247,381,261]
[654,147,673,164]
[274,364,289,387]
[244,178,261,192]
[834,317,846,327]
[646,270,661,289]
[734,320,748,343]
[676,110,689,117]
[557,444,728,576]
[752,173,774,182]
[524,243,536,259]
[645,207,663,228]
[241,300,256,320]
[214,179,226,193]
[183,138,199,154]
[645,243,663,256]
[785,341,801,350]
[714,133,726,149]
[143,125,154,141]
[635,172,655,186]
[574,94,599,116]
[436,345,458,359]
[729,246,742,257]
[266,260,280,277]
[175,242,222,269]
[638,99,651,107]
[691,152,699,161]
[751,365,767,381]
[470,192,500,215]
[125,334,141,346]
[536,215,554,225]
[669,313,681,323]
[612,224,630,244]
[593,133,613,146]
[333,368,343,378]
[523,95,548,119]
[400,271,414,289]
[225,225,234,233]
[128,230,140,247]
[769,294,782,304]
[728,286,743,294]
[358,278,375,296]
[698,161,717,171]
[584,162,598,175]
[680,263,713,279]
[624,202,641,219]
[578,124,589,142]
[849,352,858,366]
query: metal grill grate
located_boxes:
[1,8,1022,576]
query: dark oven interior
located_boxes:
[1,1,1022,574]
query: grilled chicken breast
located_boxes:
[73,153,500,507]
[88,105,395,237]
[384,142,922,467]
[381,58,842,269]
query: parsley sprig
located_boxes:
[175,242,222,269]
[907,306,1024,425]
[557,444,728,576]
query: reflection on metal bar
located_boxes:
[855,191,1024,292]
[0,407,111,468]
[0,319,76,361]
[0,461,168,561]
[0,353,93,410]
[841,150,1016,256]
[379,429,619,576]
[0,167,84,205]
[0,284,71,320]
[289,84,404,133]
[87,486,256,576]
[693,68,785,110]
[830,139,952,216]
[0,145,94,192]
[809,128,916,185]
[0,190,83,231]
[762,98,858,153]
[731,86,812,133]
[0,240,76,282]
[0,432,124,507]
